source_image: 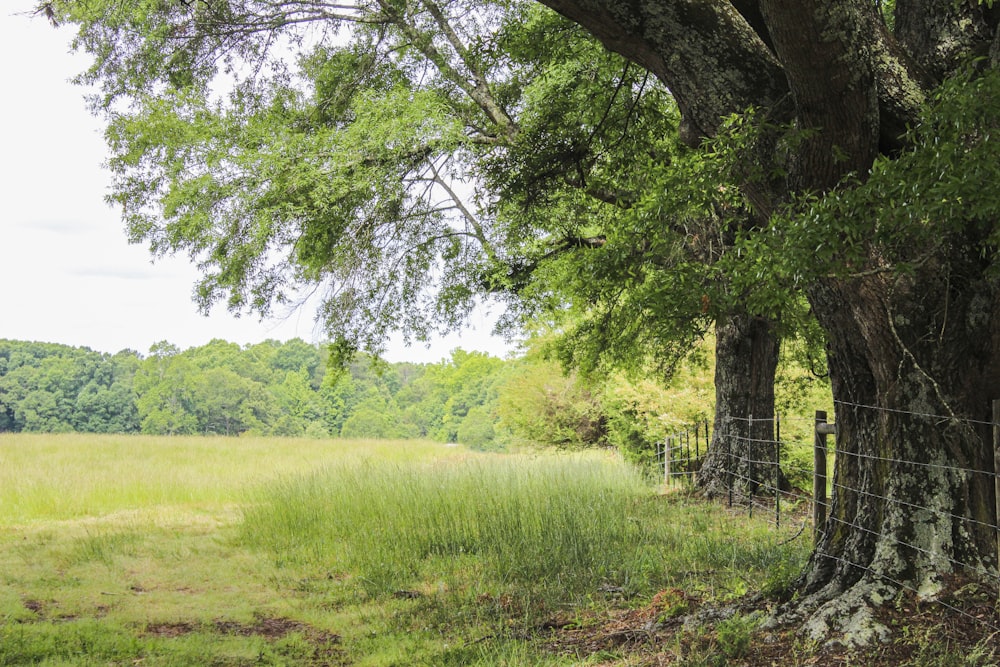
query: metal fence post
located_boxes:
[775,413,781,528]
[663,438,669,486]
[666,436,672,487]
[727,421,733,508]
[695,423,701,469]
[685,431,691,483]
[992,399,1000,580]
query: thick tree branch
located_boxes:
[534,0,787,144]
[759,1,881,191]
[895,0,1000,82]
[534,0,931,160]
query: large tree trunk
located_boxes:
[697,309,782,500]
[536,0,1000,643]
[786,253,1000,643]
[755,4,1000,637]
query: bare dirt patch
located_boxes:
[212,616,338,642]
[143,615,339,641]
[142,621,199,638]
[139,615,344,665]
[21,598,45,615]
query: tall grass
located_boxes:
[0,433,814,664]
[0,433,454,526]
[240,453,662,599]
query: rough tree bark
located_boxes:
[697,308,782,500]
[791,255,1000,643]
[536,0,1000,642]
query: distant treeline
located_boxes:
[0,336,831,460]
[0,337,731,457]
[0,338,517,447]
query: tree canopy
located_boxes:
[7,336,814,459]
[55,0,523,363]
[49,1,807,506]
[0,338,512,441]
[44,0,800,380]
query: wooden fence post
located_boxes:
[748,413,754,518]
[814,410,835,544]
[664,437,670,486]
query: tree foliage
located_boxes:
[39,0,805,388]
[50,0,530,363]
[0,338,513,444]
[711,69,1000,309]
[482,6,778,379]
[0,341,140,433]
[1,334,829,462]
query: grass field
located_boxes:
[0,433,811,665]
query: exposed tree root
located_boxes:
[769,578,896,648]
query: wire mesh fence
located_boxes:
[654,414,817,529]
[654,400,1000,636]
[653,420,710,485]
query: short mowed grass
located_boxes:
[0,433,809,665]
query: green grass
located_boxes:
[0,433,811,665]
[0,433,452,524]
[240,453,659,599]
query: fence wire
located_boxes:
[655,403,1000,638]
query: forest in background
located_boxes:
[0,335,829,466]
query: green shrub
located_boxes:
[716,612,765,660]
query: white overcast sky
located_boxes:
[0,2,512,361]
